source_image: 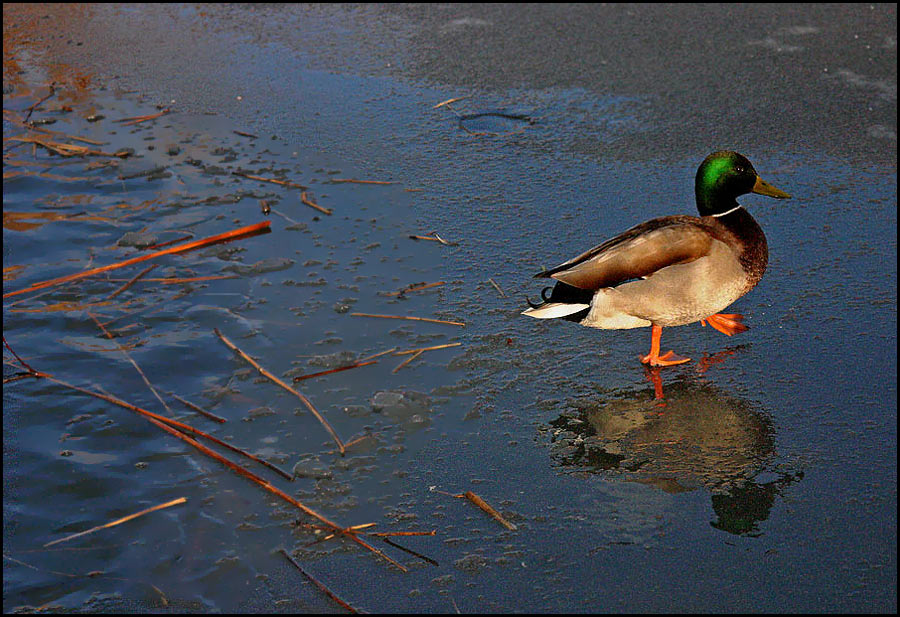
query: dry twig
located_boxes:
[382,537,439,566]
[460,491,517,531]
[24,83,56,123]
[3,221,270,299]
[105,264,157,301]
[143,235,194,251]
[292,360,377,383]
[44,498,187,547]
[7,135,120,157]
[433,96,470,109]
[432,487,517,531]
[279,549,359,613]
[394,343,461,355]
[117,108,171,126]
[408,232,456,246]
[214,328,345,454]
[392,350,423,373]
[300,191,332,215]
[350,313,465,327]
[384,281,446,297]
[169,392,227,424]
[330,178,395,185]
[358,347,397,362]
[232,171,308,190]
[88,311,171,413]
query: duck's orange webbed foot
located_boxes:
[640,350,691,366]
[639,324,691,367]
[700,313,749,336]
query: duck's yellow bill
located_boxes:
[752,176,791,199]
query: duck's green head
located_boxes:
[695,151,791,216]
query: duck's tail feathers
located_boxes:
[522,301,591,319]
[523,283,593,319]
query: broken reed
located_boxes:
[300,191,332,215]
[290,342,461,378]
[214,328,346,455]
[408,232,456,246]
[432,488,517,531]
[292,360,377,383]
[88,311,171,414]
[460,491,517,531]
[279,549,359,613]
[330,178,395,185]
[384,281,446,297]
[231,170,308,190]
[45,498,187,547]
[350,313,465,327]
[116,108,171,125]
[3,221,271,299]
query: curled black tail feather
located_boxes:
[524,282,593,322]
[526,286,556,309]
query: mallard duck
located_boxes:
[523,151,791,366]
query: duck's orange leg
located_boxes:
[639,324,690,367]
[700,313,749,336]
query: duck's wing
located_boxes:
[534,216,715,290]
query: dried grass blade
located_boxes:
[384,281,446,297]
[169,392,227,424]
[330,178,395,185]
[366,530,437,537]
[3,221,270,299]
[342,433,374,450]
[488,278,507,297]
[232,171,308,190]
[214,328,345,454]
[105,264,157,301]
[300,191,332,215]
[88,311,170,413]
[109,275,236,284]
[392,349,423,374]
[279,549,359,613]
[44,498,187,547]
[8,135,117,157]
[357,347,397,362]
[460,491,517,531]
[409,233,456,246]
[433,96,469,109]
[382,537,439,566]
[292,360,377,383]
[350,313,465,327]
[393,342,461,356]
[24,84,56,123]
[117,108,171,126]
[143,235,194,251]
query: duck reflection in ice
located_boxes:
[549,363,802,536]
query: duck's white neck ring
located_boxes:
[711,204,743,218]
